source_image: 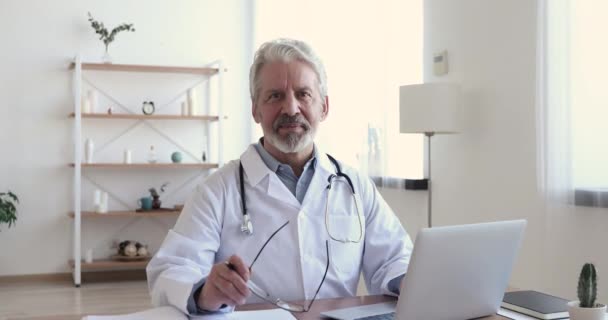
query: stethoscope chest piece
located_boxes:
[241,213,253,235]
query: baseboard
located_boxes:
[0,270,147,284]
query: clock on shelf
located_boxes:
[142,101,155,115]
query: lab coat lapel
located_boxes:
[301,148,336,209]
[240,145,300,209]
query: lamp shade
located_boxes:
[399,83,462,134]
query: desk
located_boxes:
[237,295,509,320]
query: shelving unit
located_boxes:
[69,163,219,169]
[69,112,222,121]
[68,210,181,218]
[69,258,151,271]
[70,58,225,286]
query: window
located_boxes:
[253,0,424,179]
[540,0,608,207]
[571,1,608,190]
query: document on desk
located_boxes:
[84,306,296,320]
[497,307,569,320]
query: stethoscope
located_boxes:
[238,154,364,243]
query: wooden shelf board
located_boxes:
[68,259,150,271]
[69,62,219,75]
[68,113,220,121]
[69,163,218,169]
[68,210,180,218]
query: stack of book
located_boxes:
[502,290,570,319]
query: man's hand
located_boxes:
[198,255,251,311]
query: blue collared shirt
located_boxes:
[253,139,318,203]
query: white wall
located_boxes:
[0,0,253,276]
[3,0,607,304]
[420,0,608,301]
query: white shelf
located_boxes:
[70,57,225,286]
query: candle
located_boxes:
[123,149,132,164]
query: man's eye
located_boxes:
[298,91,312,99]
[267,92,281,101]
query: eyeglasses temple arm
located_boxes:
[250,220,290,269]
[305,240,330,312]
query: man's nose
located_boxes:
[281,93,300,116]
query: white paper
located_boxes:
[83,307,296,320]
[192,309,296,320]
[497,307,569,320]
[83,306,187,320]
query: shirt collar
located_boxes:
[254,137,318,174]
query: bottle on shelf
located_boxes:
[87,89,98,113]
[187,88,197,115]
[181,101,188,116]
[84,138,95,163]
[93,189,101,212]
[147,145,157,163]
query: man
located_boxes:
[146,38,413,315]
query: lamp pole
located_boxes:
[425,132,434,228]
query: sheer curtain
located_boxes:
[253,1,424,185]
[538,0,608,208]
[536,0,573,206]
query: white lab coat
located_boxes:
[147,144,413,314]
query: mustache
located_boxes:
[273,114,311,131]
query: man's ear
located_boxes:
[252,103,261,123]
[320,96,329,121]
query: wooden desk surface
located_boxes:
[237,295,509,320]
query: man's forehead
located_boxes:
[259,60,318,87]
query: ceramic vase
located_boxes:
[84,138,94,163]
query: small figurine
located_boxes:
[137,245,148,257]
[107,107,113,115]
[118,240,149,257]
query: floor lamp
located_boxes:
[399,83,462,228]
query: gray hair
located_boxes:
[249,38,328,103]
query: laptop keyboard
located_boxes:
[355,312,395,320]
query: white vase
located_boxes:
[99,192,108,214]
[81,96,91,114]
[187,88,197,115]
[123,149,132,164]
[93,189,101,212]
[84,138,94,163]
[102,48,112,64]
[181,101,188,116]
[568,301,607,320]
[85,248,93,263]
[87,90,98,114]
[147,145,157,164]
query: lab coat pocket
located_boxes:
[328,215,364,276]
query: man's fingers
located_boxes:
[214,277,247,305]
[228,255,250,282]
[219,266,250,296]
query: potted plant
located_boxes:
[568,263,607,320]
[148,182,169,210]
[0,191,19,231]
[87,12,135,63]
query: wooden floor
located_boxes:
[0,275,152,320]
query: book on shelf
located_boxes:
[502,290,570,319]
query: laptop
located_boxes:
[320,219,527,320]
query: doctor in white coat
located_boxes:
[147,38,413,315]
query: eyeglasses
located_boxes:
[246,221,329,313]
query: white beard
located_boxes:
[266,129,314,154]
